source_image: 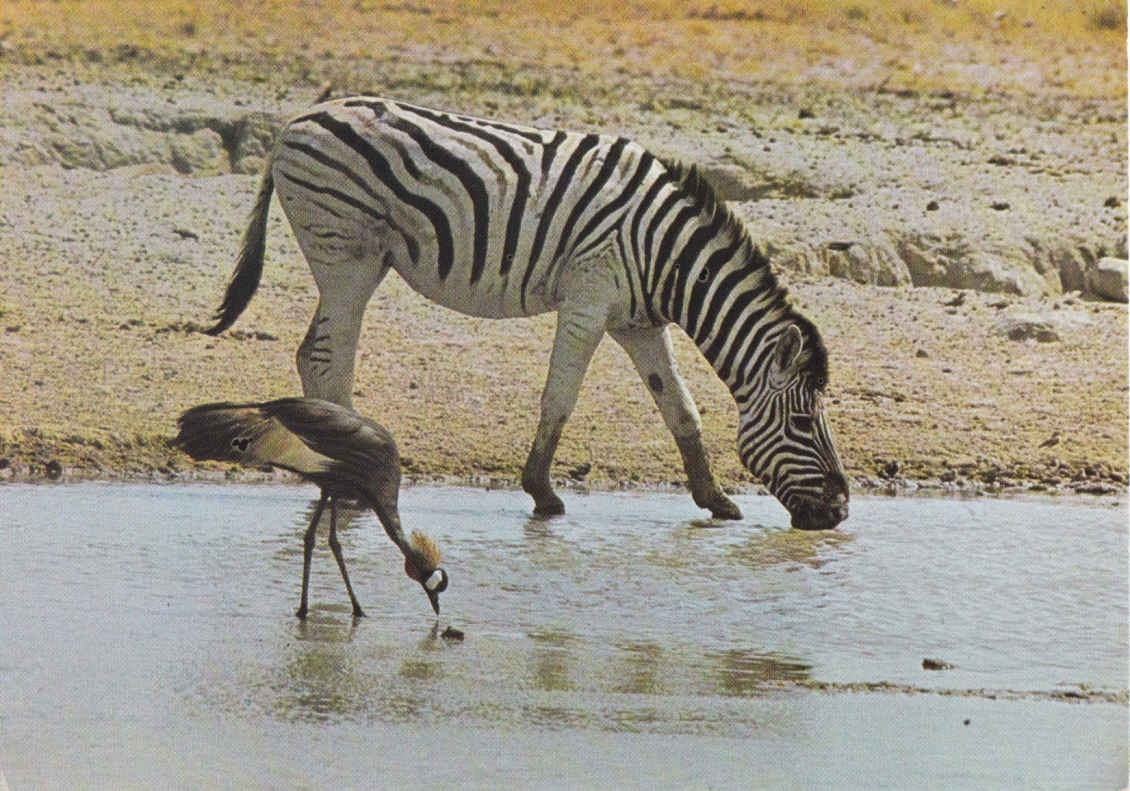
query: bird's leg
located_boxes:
[327,497,365,618]
[296,492,328,619]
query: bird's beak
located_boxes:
[421,568,446,615]
[425,586,441,615]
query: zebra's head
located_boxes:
[738,321,849,531]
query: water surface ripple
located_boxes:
[1,483,1125,789]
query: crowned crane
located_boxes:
[175,398,448,618]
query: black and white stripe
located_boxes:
[207,96,848,528]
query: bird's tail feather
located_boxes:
[175,402,273,463]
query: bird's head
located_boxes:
[404,530,448,615]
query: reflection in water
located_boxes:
[613,641,664,695]
[529,629,578,692]
[271,619,369,723]
[517,517,583,572]
[706,648,811,697]
[247,620,817,729]
[639,520,854,579]
[726,525,854,572]
[288,498,364,547]
[399,656,440,682]
[524,631,810,699]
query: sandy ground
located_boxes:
[0,5,1126,502]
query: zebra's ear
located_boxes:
[769,324,805,388]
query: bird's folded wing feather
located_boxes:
[175,401,336,476]
[260,398,398,470]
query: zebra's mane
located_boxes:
[660,158,753,255]
[662,158,830,388]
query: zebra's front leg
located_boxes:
[523,305,608,516]
[610,325,742,520]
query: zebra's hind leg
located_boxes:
[295,258,390,410]
[279,173,394,409]
[523,304,607,517]
[610,325,742,520]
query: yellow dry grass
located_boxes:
[2,0,1125,95]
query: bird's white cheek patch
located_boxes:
[425,571,444,591]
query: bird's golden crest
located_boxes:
[409,530,442,570]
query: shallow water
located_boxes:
[1,483,1126,789]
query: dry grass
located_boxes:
[2,0,1124,95]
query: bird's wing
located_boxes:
[258,398,398,472]
[175,401,337,476]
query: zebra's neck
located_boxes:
[644,166,796,395]
[679,247,796,397]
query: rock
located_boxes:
[1085,257,1128,303]
[696,157,768,201]
[992,314,1060,342]
[168,128,228,175]
[991,308,1095,343]
[823,239,912,287]
[896,234,1053,296]
[231,112,281,174]
[1073,482,1119,495]
[567,462,592,481]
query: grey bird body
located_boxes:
[175,397,447,617]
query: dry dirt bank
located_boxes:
[0,44,1126,502]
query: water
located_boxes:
[0,483,1126,789]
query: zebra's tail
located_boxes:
[205,162,275,335]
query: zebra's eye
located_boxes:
[791,415,814,433]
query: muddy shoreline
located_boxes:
[0,38,1126,502]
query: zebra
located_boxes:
[205,96,849,530]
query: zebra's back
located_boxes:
[272,96,659,319]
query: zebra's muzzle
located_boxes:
[788,474,849,531]
[790,498,849,531]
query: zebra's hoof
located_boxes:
[709,497,742,520]
[532,496,565,517]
